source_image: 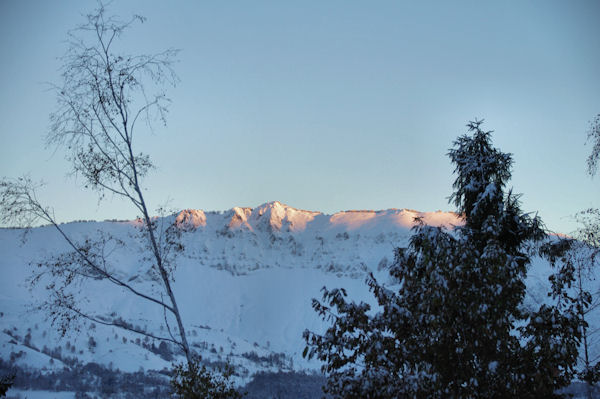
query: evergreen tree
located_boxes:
[304,121,581,398]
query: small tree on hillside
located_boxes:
[171,356,244,399]
[304,121,581,398]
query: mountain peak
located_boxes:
[250,202,320,232]
[175,209,206,229]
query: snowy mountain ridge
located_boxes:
[172,201,461,233]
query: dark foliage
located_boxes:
[244,371,329,399]
[241,351,288,369]
[0,373,14,397]
[171,355,243,399]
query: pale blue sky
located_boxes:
[1,1,599,234]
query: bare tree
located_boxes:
[572,211,600,398]
[0,4,194,366]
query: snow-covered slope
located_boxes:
[0,201,585,391]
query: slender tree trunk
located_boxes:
[127,137,192,365]
[141,202,192,365]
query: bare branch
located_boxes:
[586,114,600,176]
[60,299,183,349]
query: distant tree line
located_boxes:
[0,358,170,398]
[1,358,331,399]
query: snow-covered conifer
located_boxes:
[304,120,581,398]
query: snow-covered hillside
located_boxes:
[0,203,458,376]
[0,201,590,395]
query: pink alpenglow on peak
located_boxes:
[329,209,461,231]
[249,202,320,232]
[175,209,207,229]
[227,207,253,230]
